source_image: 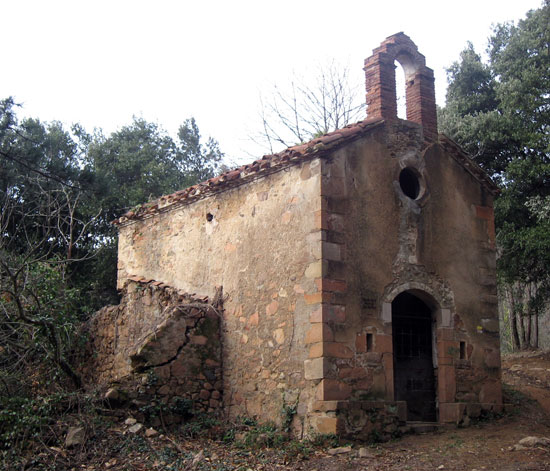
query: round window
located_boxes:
[399,168,421,199]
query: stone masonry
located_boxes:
[86,33,503,439]
[79,279,223,414]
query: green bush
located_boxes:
[0,392,85,450]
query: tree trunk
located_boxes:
[526,311,532,348]
[519,313,527,349]
[511,313,521,350]
[534,310,539,349]
[509,287,521,351]
[514,285,527,350]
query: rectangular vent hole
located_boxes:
[459,341,466,360]
[366,333,373,352]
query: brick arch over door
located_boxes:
[364,33,438,140]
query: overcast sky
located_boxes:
[0,0,543,164]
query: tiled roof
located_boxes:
[112,118,499,226]
[126,275,210,304]
[113,117,385,225]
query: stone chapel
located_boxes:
[84,33,503,439]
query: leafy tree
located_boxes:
[0,99,225,391]
[177,117,224,183]
[87,117,223,222]
[0,100,91,259]
[83,117,224,306]
[438,45,516,180]
[0,100,95,390]
[489,4,550,160]
[439,1,550,349]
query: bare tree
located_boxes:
[254,61,366,154]
[0,176,99,391]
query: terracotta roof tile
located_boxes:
[112,117,384,225]
[125,276,210,304]
[112,118,499,225]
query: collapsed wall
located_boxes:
[79,278,223,413]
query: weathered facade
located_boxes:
[93,33,502,438]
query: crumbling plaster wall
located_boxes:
[117,159,324,430]
[310,120,501,429]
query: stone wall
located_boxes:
[311,400,407,440]
[79,279,223,413]
[111,118,502,434]
[305,120,502,431]
[116,160,324,433]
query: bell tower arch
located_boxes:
[364,33,438,140]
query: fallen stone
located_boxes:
[512,444,527,451]
[105,388,119,401]
[145,428,158,437]
[65,427,85,447]
[131,399,148,408]
[128,423,143,434]
[327,446,352,455]
[124,417,137,426]
[191,449,205,468]
[358,447,372,458]
[518,436,550,447]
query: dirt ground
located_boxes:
[19,351,550,471]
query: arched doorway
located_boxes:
[392,291,436,422]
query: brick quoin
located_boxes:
[364,32,438,140]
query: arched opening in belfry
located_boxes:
[394,51,419,123]
[394,60,407,120]
[392,291,437,422]
[364,34,438,139]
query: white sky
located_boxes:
[0,0,543,164]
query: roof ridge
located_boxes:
[113,117,384,225]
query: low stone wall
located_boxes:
[79,278,223,413]
[309,400,406,441]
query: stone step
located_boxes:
[406,421,442,434]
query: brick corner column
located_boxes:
[364,52,397,121]
[406,65,437,140]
